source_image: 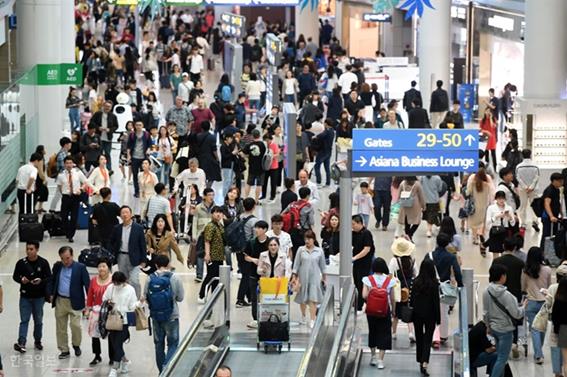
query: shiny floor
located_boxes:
[0,67,558,377]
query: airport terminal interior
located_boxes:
[0,0,566,376]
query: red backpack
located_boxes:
[365,275,391,318]
[281,200,311,232]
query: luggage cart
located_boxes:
[174,186,191,244]
[257,277,291,354]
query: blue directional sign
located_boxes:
[352,129,479,151]
[351,129,479,174]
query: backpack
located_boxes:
[499,182,520,209]
[365,275,391,318]
[97,300,112,339]
[47,153,58,179]
[281,201,311,233]
[147,272,174,322]
[221,85,232,103]
[262,145,274,171]
[225,215,255,252]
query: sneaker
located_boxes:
[58,351,71,359]
[34,341,43,350]
[235,301,244,308]
[197,297,206,304]
[108,368,118,377]
[535,357,544,365]
[89,355,102,366]
[392,333,397,340]
[308,320,315,329]
[377,360,385,369]
[73,346,82,356]
[119,360,130,374]
[382,226,388,231]
[13,343,26,353]
[369,355,377,366]
[299,316,307,325]
[247,320,258,329]
[532,223,540,232]
[426,230,432,238]
[194,277,203,283]
[511,344,520,359]
[68,238,74,243]
[203,320,214,329]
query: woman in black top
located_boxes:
[320,214,340,263]
[360,83,373,107]
[410,258,441,376]
[326,87,344,121]
[222,187,244,226]
[220,133,239,197]
[551,278,567,368]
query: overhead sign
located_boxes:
[205,0,299,4]
[266,33,282,66]
[362,13,392,22]
[35,64,83,86]
[220,12,245,38]
[351,129,479,174]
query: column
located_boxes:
[334,0,342,43]
[417,0,450,110]
[17,0,75,155]
[295,5,319,43]
[524,0,567,99]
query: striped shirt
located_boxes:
[146,195,171,226]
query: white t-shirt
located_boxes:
[337,71,358,94]
[17,163,38,191]
[266,230,293,256]
[189,54,204,74]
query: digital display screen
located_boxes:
[362,13,392,22]
[220,12,246,38]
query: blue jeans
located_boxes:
[284,94,295,104]
[526,300,545,359]
[472,351,497,376]
[69,108,81,132]
[152,318,179,372]
[196,257,204,279]
[314,153,331,185]
[551,346,564,375]
[360,214,370,227]
[249,99,260,110]
[18,297,45,345]
[222,168,234,197]
[131,158,144,196]
[491,330,514,377]
[156,162,172,186]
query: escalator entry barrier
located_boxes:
[257,277,292,354]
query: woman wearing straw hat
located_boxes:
[388,237,418,343]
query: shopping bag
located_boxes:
[88,305,101,338]
[544,236,562,267]
[532,303,548,333]
[258,314,289,342]
[135,306,149,331]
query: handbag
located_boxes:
[400,305,413,324]
[532,302,549,333]
[258,314,289,342]
[396,258,411,303]
[135,306,149,331]
[488,291,524,327]
[429,252,459,306]
[105,288,125,331]
[87,305,101,338]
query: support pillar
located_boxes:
[295,5,319,44]
[417,0,450,110]
[524,0,567,99]
[337,162,352,302]
[17,0,75,155]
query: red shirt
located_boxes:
[86,277,111,307]
[480,117,496,150]
[191,108,215,134]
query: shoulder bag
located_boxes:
[488,291,523,327]
[396,258,413,323]
[105,287,124,331]
[428,252,458,306]
[399,183,415,208]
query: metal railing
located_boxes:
[295,285,336,377]
[160,283,230,377]
[325,282,358,377]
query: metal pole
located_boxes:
[219,265,231,327]
[465,1,474,84]
[338,164,352,301]
[462,268,474,327]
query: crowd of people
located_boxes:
[2,2,567,377]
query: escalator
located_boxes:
[161,280,338,377]
[356,351,452,377]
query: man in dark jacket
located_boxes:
[403,81,422,112]
[127,121,151,197]
[110,206,147,297]
[299,95,323,126]
[80,124,102,172]
[313,118,335,186]
[48,246,90,359]
[296,65,316,106]
[469,321,497,375]
[407,99,430,129]
[440,100,464,129]
[344,90,365,117]
[429,233,463,342]
[13,241,52,353]
[429,80,449,128]
[89,101,119,171]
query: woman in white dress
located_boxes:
[88,155,111,205]
[291,230,326,328]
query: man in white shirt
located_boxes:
[16,153,41,214]
[56,156,89,242]
[337,65,358,102]
[294,169,320,208]
[515,149,540,231]
[266,214,293,258]
[177,73,193,104]
[188,47,204,84]
[143,183,175,233]
[173,158,207,197]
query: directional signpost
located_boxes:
[350,129,479,175]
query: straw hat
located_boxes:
[391,237,416,257]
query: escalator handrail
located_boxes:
[325,283,357,377]
[295,285,335,377]
[160,283,226,377]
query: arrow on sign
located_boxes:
[355,156,368,167]
[465,134,476,146]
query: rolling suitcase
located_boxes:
[19,195,43,242]
[88,218,100,245]
[42,211,65,237]
[77,201,91,230]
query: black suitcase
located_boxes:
[42,212,66,237]
[19,195,43,242]
[88,219,100,245]
[207,58,214,71]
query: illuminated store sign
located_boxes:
[266,33,282,66]
[362,13,392,22]
[221,12,246,38]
